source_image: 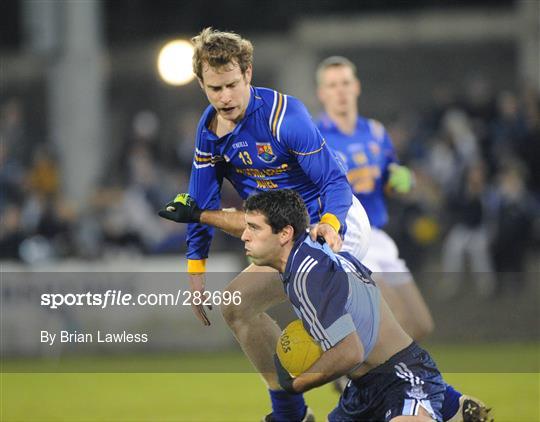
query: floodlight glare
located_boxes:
[157,40,195,86]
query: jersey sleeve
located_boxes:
[277,96,353,233]
[185,116,224,270]
[288,254,356,351]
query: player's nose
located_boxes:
[240,228,249,242]
[220,90,232,104]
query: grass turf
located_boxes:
[2,344,539,421]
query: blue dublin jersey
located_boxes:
[186,87,353,262]
[282,233,381,359]
[317,114,397,228]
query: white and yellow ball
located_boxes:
[276,320,323,377]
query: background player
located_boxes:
[242,189,448,421]
[316,55,434,342]
[160,29,371,421]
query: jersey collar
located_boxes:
[281,232,310,283]
[318,112,363,135]
[318,112,338,131]
[244,86,264,117]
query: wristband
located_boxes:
[320,213,341,233]
[187,259,206,274]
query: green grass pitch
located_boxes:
[1,344,538,421]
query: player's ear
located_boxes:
[356,78,361,97]
[280,225,294,245]
[197,77,205,90]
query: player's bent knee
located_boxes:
[219,283,271,326]
[221,264,285,327]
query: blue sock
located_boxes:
[269,389,307,421]
[441,384,462,421]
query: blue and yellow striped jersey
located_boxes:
[186,86,353,264]
[317,114,397,229]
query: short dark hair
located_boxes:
[244,190,309,240]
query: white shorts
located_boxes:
[361,227,412,286]
[341,196,372,261]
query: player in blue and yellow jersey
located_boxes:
[315,56,434,343]
[242,189,447,421]
[159,30,370,421]
[315,56,491,422]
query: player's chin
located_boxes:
[219,107,238,119]
[247,255,264,267]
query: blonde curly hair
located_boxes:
[192,27,253,81]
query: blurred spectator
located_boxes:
[0,205,25,260]
[87,182,173,256]
[441,160,496,297]
[425,133,461,196]
[114,110,161,184]
[174,108,200,169]
[461,75,495,123]
[127,142,165,209]
[0,98,31,166]
[0,143,25,212]
[515,88,540,196]
[490,163,539,294]
[491,91,527,147]
[442,109,480,165]
[34,197,77,256]
[26,145,60,199]
[488,91,528,170]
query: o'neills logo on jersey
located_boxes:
[256,142,277,163]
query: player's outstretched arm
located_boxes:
[275,331,363,394]
[159,193,245,238]
[200,208,245,238]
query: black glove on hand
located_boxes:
[158,193,202,223]
[274,354,296,394]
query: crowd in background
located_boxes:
[385,79,539,295]
[1,78,539,296]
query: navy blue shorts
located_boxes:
[328,342,445,422]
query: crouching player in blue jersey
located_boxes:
[165,190,492,421]
[159,29,371,421]
[242,189,493,422]
[242,189,446,421]
[315,56,491,422]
